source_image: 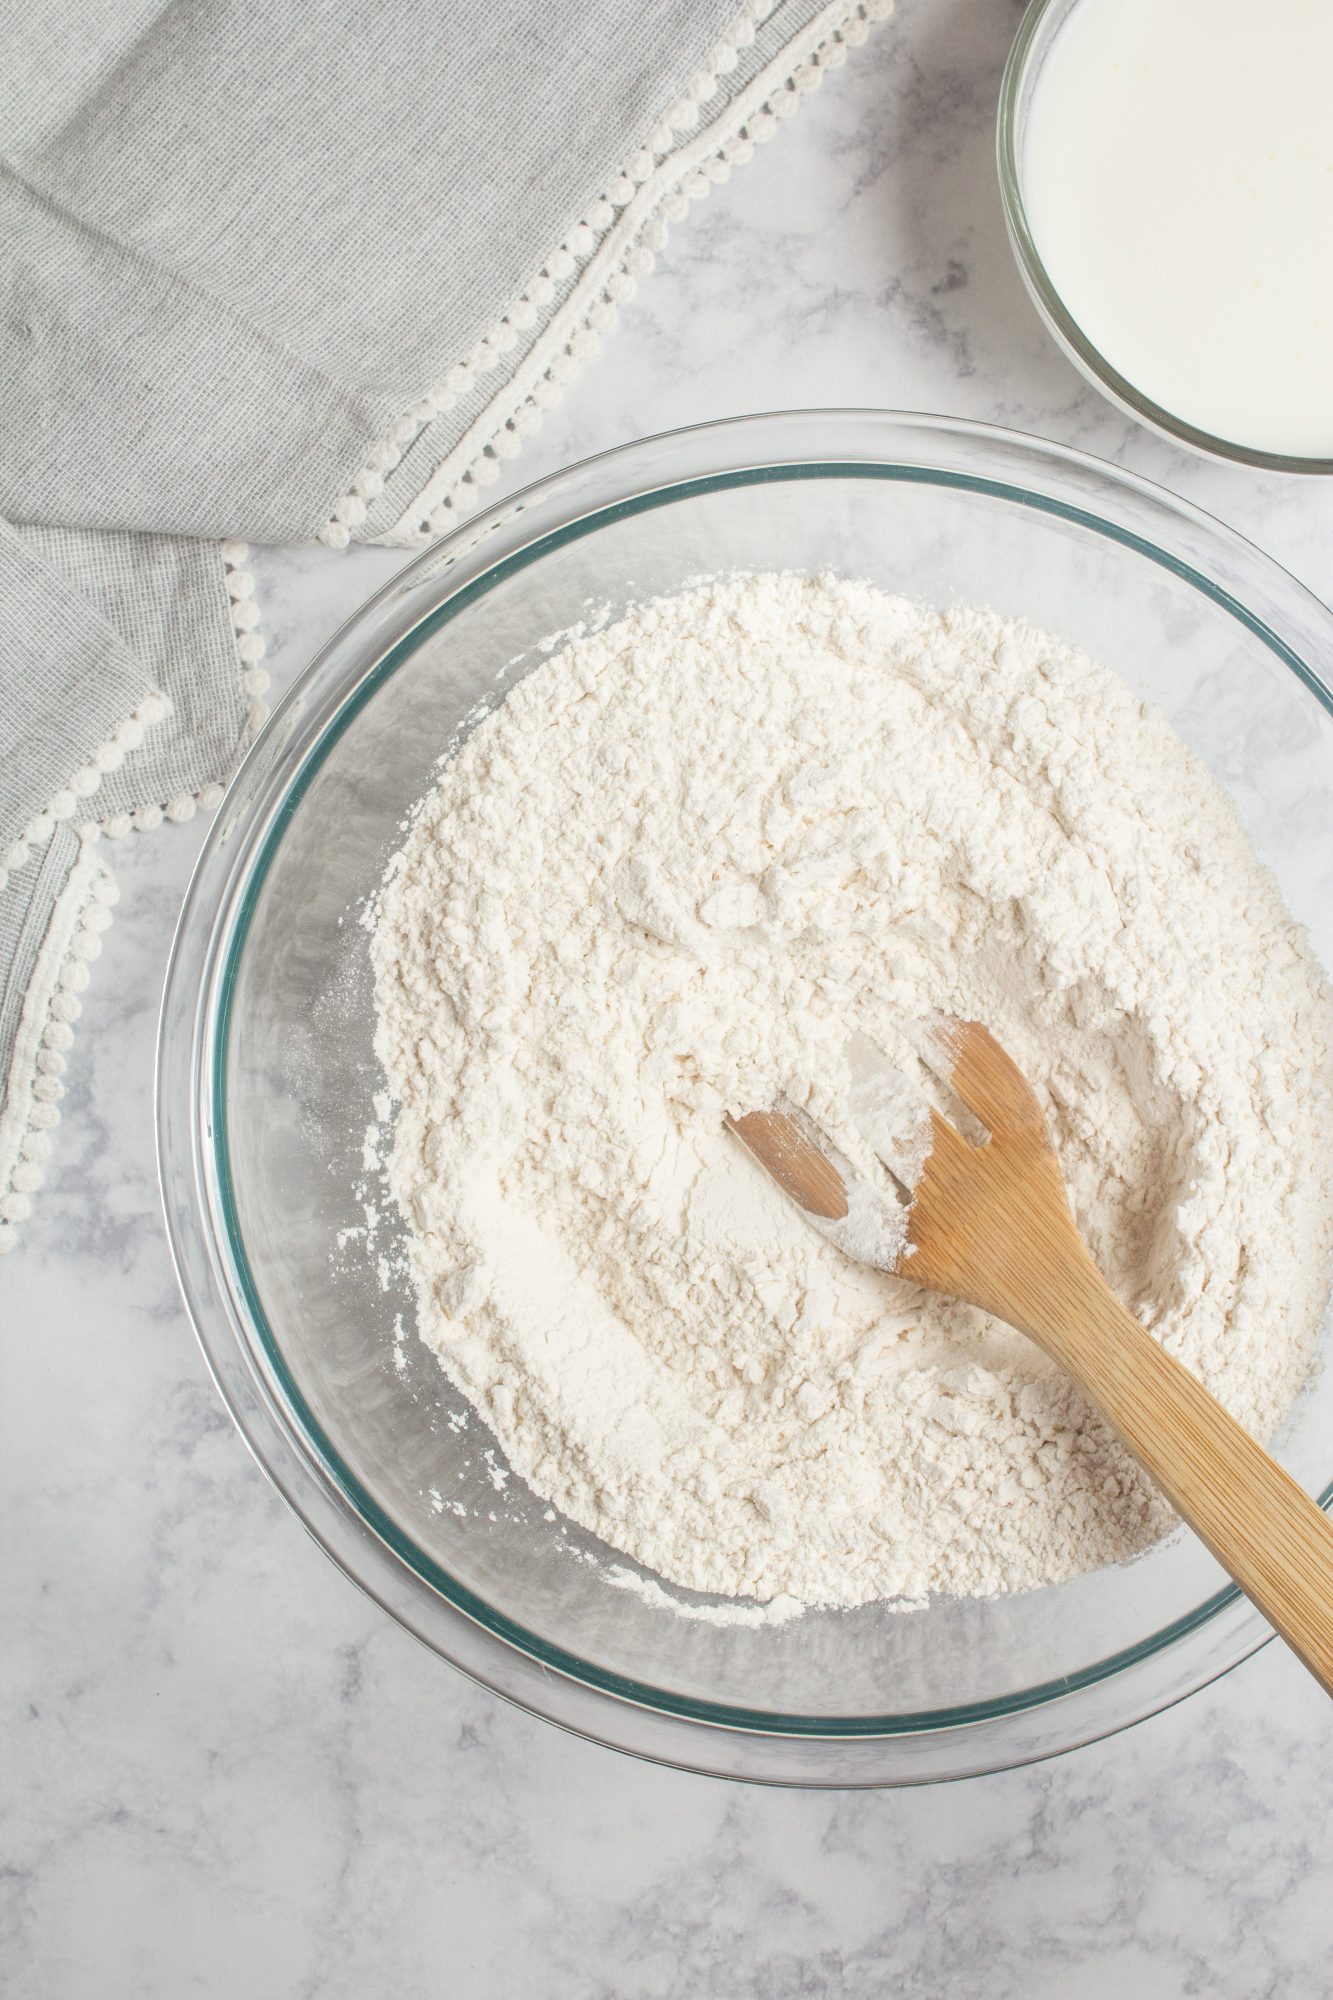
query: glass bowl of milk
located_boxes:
[999,0,1333,471]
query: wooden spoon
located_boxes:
[728,1016,1333,1696]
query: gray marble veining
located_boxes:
[5,2,1333,1992]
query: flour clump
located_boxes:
[370,573,1333,1609]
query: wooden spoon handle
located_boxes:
[1025,1256,1333,1697]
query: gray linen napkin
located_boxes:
[0,0,890,1250]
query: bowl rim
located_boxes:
[997,0,1333,477]
[158,408,1333,1783]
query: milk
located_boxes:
[1022,0,1333,459]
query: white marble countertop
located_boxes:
[6,4,1333,1992]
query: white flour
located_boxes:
[370,573,1333,1610]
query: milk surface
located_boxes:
[1023,0,1333,457]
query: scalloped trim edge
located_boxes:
[96,541,270,840]
[320,0,894,549]
[0,835,117,1253]
[0,691,174,894]
[0,543,269,883]
[0,539,267,1253]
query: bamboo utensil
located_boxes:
[728,1017,1333,1696]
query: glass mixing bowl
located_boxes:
[158,411,1333,1785]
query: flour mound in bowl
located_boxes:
[370,573,1333,1609]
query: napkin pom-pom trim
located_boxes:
[320,0,893,548]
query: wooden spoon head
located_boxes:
[725,1111,849,1220]
[727,1018,1082,1323]
[902,1019,1081,1320]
